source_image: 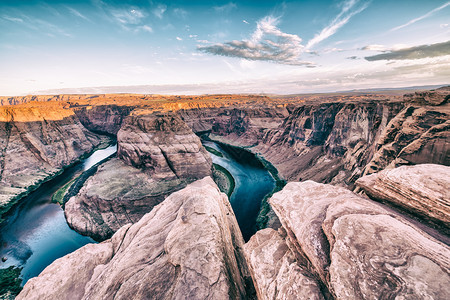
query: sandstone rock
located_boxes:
[269,180,450,299]
[0,105,106,221]
[404,89,450,106]
[244,228,324,300]
[117,113,212,180]
[19,178,253,300]
[65,112,213,241]
[356,164,450,229]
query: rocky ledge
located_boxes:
[18,178,254,299]
[65,112,212,241]
[356,164,450,232]
[245,176,450,299]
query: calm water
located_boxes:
[0,145,117,284]
[203,141,275,241]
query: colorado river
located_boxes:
[0,144,117,284]
[203,140,275,241]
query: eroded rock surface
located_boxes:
[356,164,450,230]
[19,178,253,300]
[0,104,106,221]
[247,180,450,299]
[244,228,324,300]
[65,113,212,240]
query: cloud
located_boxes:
[365,40,450,61]
[441,23,449,28]
[176,36,182,41]
[66,7,89,21]
[243,20,249,24]
[140,25,153,33]
[361,44,388,51]
[112,8,145,25]
[152,4,167,19]
[2,15,24,23]
[213,2,237,13]
[390,2,450,31]
[199,16,313,66]
[306,0,370,49]
[173,8,188,19]
[347,56,359,60]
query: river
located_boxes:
[0,140,274,285]
[203,140,275,241]
[0,144,117,284]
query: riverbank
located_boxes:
[0,137,113,225]
[212,163,235,197]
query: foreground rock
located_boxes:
[65,113,212,241]
[244,228,324,300]
[245,180,450,299]
[356,164,450,230]
[0,104,106,222]
[19,178,254,300]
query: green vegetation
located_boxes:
[212,163,235,198]
[255,155,287,230]
[51,177,77,205]
[0,266,23,299]
[204,145,223,157]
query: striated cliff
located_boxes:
[65,112,212,241]
[0,103,107,222]
[18,178,254,300]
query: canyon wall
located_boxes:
[0,104,107,222]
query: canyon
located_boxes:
[0,87,449,299]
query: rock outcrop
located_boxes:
[18,178,254,300]
[0,104,107,222]
[245,180,450,299]
[357,164,450,231]
[65,113,212,241]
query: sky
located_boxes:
[0,0,449,96]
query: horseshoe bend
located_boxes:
[0,88,448,299]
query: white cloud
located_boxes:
[213,3,237,13]
[441,23,449,28]
[173,8,188,19]
[361,44,388,51]
[140,25,153,33]
[306,0,370,49]
[391,2,450,31]
[243,20,249,24]
[2,15,24,23]
[176,36,183,41]
[66,7,89,21]
[112,8,145,25]
[152,4,167,19]
[199,16,314,66]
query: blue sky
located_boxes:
[0,0,449,96]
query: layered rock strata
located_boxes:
[18,178,254,300]
[357,164,450,231]
[245,180,450,299]
[65,113,212,241]
[0,104,106,221]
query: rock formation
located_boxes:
[18,178,254,300]
[244,179,450,299]
[357,164,450,231]
[0,103,107,222]
[65,112,212,241]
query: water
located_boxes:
[0,144,117,284]
[203,141,275,241]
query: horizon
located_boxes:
[1,0,449,96]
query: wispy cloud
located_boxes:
[390,2,450,31]
[213,2,237,13]
[2,15,24,23]
[198,16,313,66]
[306,0,370,49]
[243,20,249,24]
[365,40,450,61]
[66,6,89,21]
[173,8,188,19]
[112,8,145,25]
[361,44,388,51]
[152,4,167,19]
